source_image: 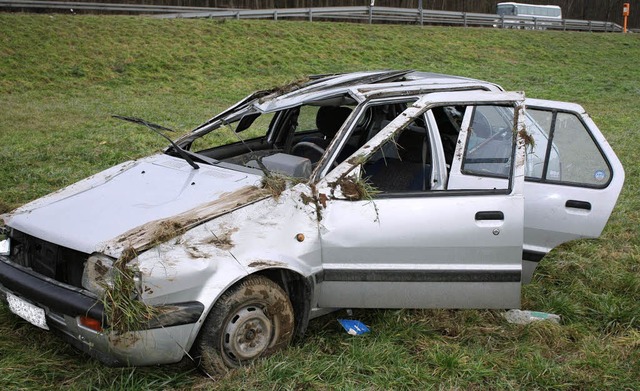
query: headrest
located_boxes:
[316,106,352,138]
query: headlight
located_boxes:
[82,253,142,298]
[82,254,116,296]
[0,226,9,256]
[0,238,9,256]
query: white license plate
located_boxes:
[6,293,49,330]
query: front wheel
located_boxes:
[195,276,294,375]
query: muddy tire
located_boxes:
[194,275,294,375]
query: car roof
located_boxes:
[198,70,504,130]
[258,70,504,109]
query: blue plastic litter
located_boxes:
[338,319,370,335]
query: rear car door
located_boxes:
[520,99,624,280]
[315,91,527,310]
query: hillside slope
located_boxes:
[0,14,638,390]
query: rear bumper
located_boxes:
[0,256,204,366]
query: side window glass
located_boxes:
[525,109,552,179]
[462,106,514,178]
[524,109,610,186]
[549,112,610,185]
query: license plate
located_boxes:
[6,293,49,330]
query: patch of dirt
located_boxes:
[261,77,310,97]
[519,128,535,148]
[105,186,268,254]
[336,177,363,200]
[150,220,184,245]
[248,260,285,268]
[318,193,328,208]
[108,332,141,348]
[94,258,109,277]
[186,246,209,259]
[83,257,111,287]
[332,176,378,201]
[202,227,238,250]
[300,193,314,205]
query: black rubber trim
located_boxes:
[475,211,504,220]
[373,188,510,199]
[465,158,510,164]
[146,302,204,329]
[565,200,592,211]
[522,250,546,263]
[0,256,104,320]
[319,268,521,283]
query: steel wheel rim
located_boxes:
[222,305,273,364]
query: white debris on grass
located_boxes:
[504,309,561,325]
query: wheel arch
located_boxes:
[251,267,314,341]
[189,268,314,373]
[188,267,314,358]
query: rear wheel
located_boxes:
[195,276,294,375]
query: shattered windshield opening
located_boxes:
[177,94,357,180]
[188,111,277,156]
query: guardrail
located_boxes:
[0,0,239,13]
[0,1,624,32]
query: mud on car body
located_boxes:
[0,70,624,374]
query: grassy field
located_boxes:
[1,14,639,390]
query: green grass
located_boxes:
[1,14,639,390]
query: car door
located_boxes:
[314,91,527,310]
[519,99,625,281]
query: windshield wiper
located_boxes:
[112,115,200,170]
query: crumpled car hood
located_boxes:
[4,154,262,254]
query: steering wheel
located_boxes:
[469,128,510,155]
[291,141,326,162]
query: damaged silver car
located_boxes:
[0,70,624,374]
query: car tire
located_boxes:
[195,275,294,375]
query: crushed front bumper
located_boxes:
[0,256,204,366]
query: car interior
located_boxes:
[187,99,482,195]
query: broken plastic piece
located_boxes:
[338,319,370,335]
[504,309,561,325]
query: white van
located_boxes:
[496,2,562,29]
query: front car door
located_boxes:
[314,91,527,310]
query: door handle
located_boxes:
[565,200,592,211]
[475,211,504,220]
